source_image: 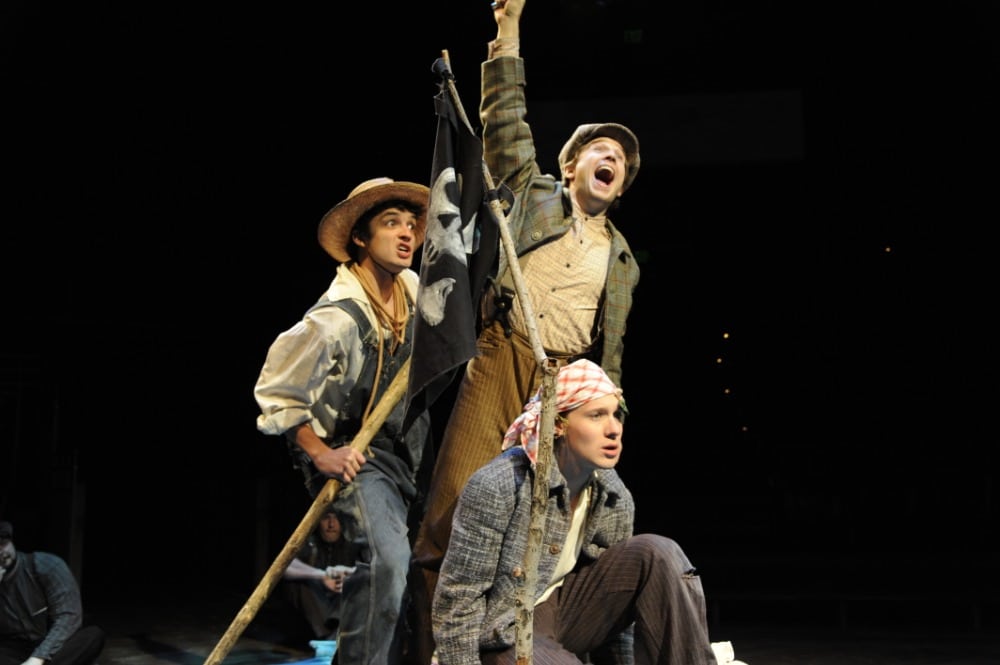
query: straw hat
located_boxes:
[558,123,641,192]
[317,177,430,263]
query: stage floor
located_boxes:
[91,590,999,665]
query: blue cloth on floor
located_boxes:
[282,639,337,664]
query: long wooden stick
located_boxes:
[203,358,412,665]
[440,49,558,665]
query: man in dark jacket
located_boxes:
[0,521,105,665]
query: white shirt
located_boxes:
[254,264,419,439]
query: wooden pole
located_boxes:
[439,50,559,665]
[203,358,412,665]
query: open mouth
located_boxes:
[595,165,615,185]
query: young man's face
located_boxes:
[557,393,624,471]
[564,137,629,211]
[355,206,420,275]
[318,512,343,544]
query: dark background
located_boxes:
[2,0,998,630]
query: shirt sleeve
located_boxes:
[487,37,520,59]
[32,554,83,661]
[253,307,357,438]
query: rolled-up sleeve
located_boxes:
[254,308,358,439]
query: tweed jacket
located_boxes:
[432,447,635,665]
[480,55,640,386]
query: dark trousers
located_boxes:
[0,626,105,665]
[280,578,341,639]
[480,535,718,665]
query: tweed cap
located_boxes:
[557,122,640,192]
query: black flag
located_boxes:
[404,59,499,426]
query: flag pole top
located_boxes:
[433,50,455,82]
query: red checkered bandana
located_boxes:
[502,359,623,464]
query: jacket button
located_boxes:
[531,230,542,240]
[549,544,561,555]
[512,566,524,578]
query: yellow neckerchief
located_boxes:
[349,262,409,428]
